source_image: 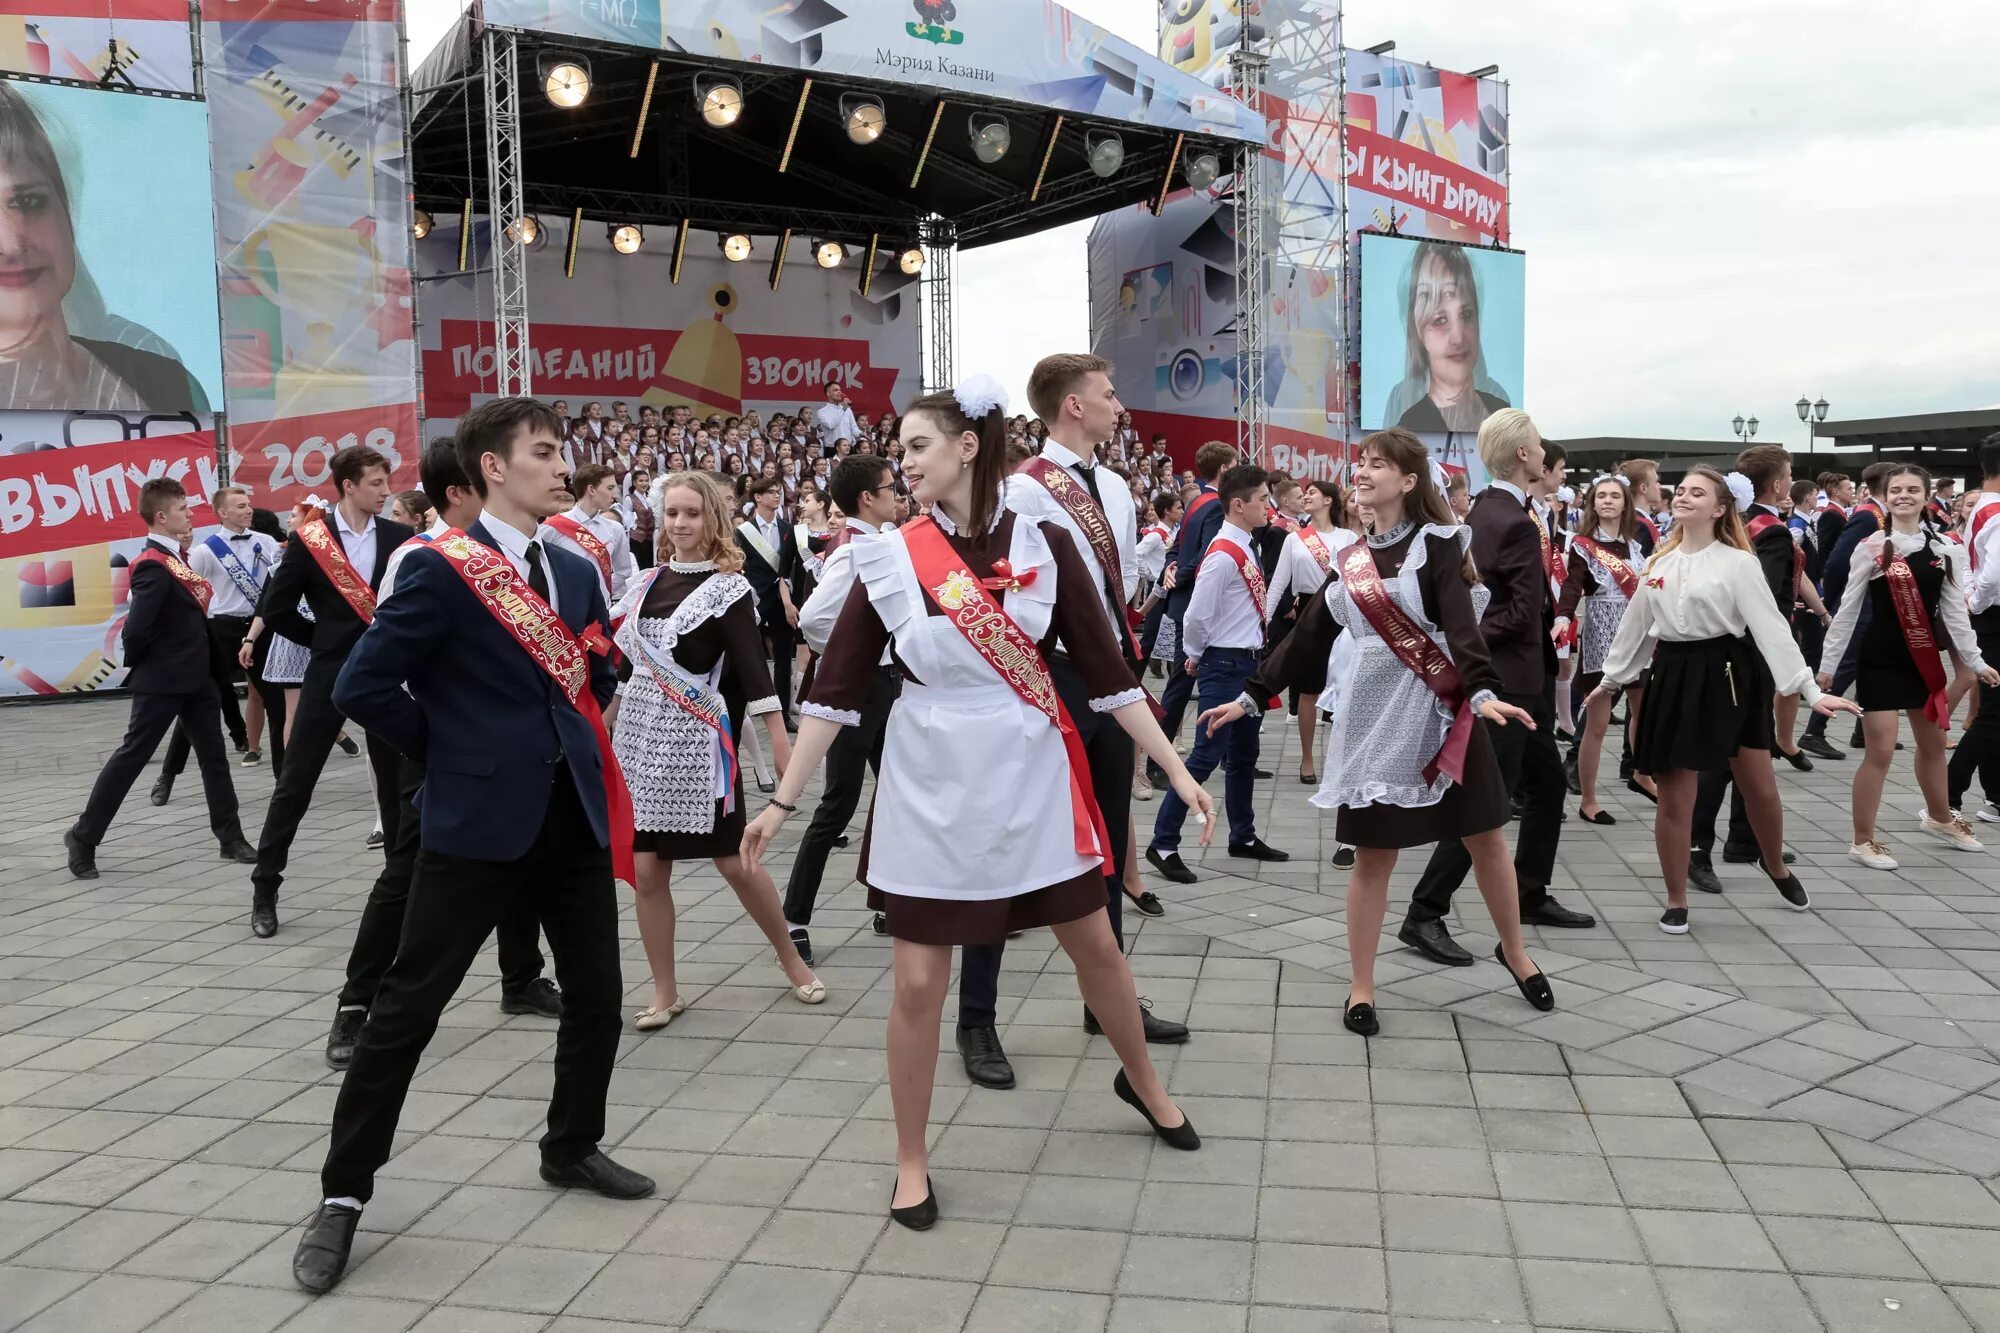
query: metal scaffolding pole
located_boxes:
[920,215,956,394]
[483,27,532,395]
[1229,50,1269,465]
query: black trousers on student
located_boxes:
[764,619,796,720]
[321,770,621,1203]
[1949,610,2000,808]
[782,667,899,928]
[159,614,255,775]
[251,653,399,901]
[76,685,244,848]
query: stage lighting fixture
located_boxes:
[507,214,541,246]
[610,224,643,255]
[720,232,752,262]
[1085,131,1124,178]
[539,52,590,108]
[841,94,886,144]
[697,74,744,127]
[968,112,1010,164]
[814,240,843,268]
[1184,150,1220,191]
[898,246,924,275]
[411,209,433,240]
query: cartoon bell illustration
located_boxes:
[641,284,744,416]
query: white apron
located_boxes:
[851,515,1106,899]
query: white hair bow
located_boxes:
[301,493,332,511]
[1724,471,1756,513]
[953,373,1008,421]
[1590,473,1629,489]
[1428,459,1449,495]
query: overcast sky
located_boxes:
[410,0,2000,446]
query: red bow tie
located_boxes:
[980,559,1036,592]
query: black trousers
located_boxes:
[1803,604,1868,736]
[782,667,898,928]
[959,657,1133,1029]
[76,685,243,848]
[321,769,621,1202]
[1151,616,1194,761]
[251,652,399,901]
[1408,684,1559,925]
[764,619,796,720]
[1949,611,2000,807]
[160,614,256,777]
[337,756,547,1009]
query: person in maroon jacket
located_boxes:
[1397,410,1596,966]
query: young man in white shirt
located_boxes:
[810,380,861,455]
[541,462,639,604]
[1148,464,1287,881]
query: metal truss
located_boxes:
[920,216,957,393]
[483,27,531,396]
[1229,50,1269,465]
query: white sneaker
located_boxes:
[1848,839,1899,870]
[1922,815,1985,852]
[1976,801,2000,824]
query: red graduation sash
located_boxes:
[544,512,614,589]
[1299,525,1334,574]
[899,516,1112,866]
[295,515,378,624]
[1019,456,1144,659]
[1746,512,1807,582]
[1855,501,1883,533]
[1574,535,1640,599]
[1879,539,1951,730]
[1337,540,1474,785]
[1535,515,1564,586]
[1184,488,1219,525]
[1205,537,1268,622]
[422,529,637,884]
[1268,508,1298,534]
[131,545,213,613]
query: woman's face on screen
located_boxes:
[1415,254,1477,394]
[0,153,74,338]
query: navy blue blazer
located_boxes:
[122,543,215,695]
[332,520,618,862]
[1820,506,1883,615]
[1164,486,1226,621]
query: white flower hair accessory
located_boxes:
[952,373,1008,421]
[1590,473,1629,489]
[1724,471,1756,513]
[1556,485,1576,505]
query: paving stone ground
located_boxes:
[5,693,2000,1332]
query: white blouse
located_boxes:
[1266,526,1357,607]
[1819,529,1986,677]
[1599,542,1823,705]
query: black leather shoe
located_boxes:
[1521,899,1596,929]
[325,1008,364,1070]
[1146,846,1197,883]
[1773,745,1814,772]
[232,734,249,754]
[890,1175,938,1231]
[1724,843,1794,865]
[291,1201,361,1293]
[1331,845,1357,870]
[1085,999,1191,1044]
[1126,890,1165,916]
[1495,943,1556,1011]
[1398,918,1475,966]
[1687,853,1725,895]
[871,912,888,936]
[501,977,563,1018]
[1625,778,1658,804]
[1146,762,1169,791]
[1343,998,1379,1037]
[1798,733,1845,761]
[539,1151,655,1199]
[1228,837,1289,862]
[789,928,814,966]
[1252,767,1274,780]
[1563,747,1582,796]
[251,894,278,939]
[219,838,256,863]
[1578,807,1616,825]
[1114,1068,1200,1150]
[833,834,849,850]
[64,827,98,880]
[149,774,173,806]
[336,733,360,757]
[956,1025,1015,1088]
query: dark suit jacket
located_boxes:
[734,516,798,629]
[250,507,286,544]
[332,520,616,862]
[122,542,214,695]
[1821,506,1883,615]
[256,512,413,660]
[1466,485,1552,697]
[1745,503,1797,610]
[1166,486,1225,621]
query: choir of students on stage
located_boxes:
[59,363,2000,1289]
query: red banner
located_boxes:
[0,432,220,561]
[1344,125,1509,240]
[224,403,420,512]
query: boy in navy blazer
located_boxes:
[292,398,649,1296]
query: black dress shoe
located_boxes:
[1146,846,1197,883]
[1494,943,1556,1011]
[325,1008,364,1070]
[1798,733,1845,761]
[291,1201,361,1293]
[1563,748,1582,796]
[149,774,173,806]
[1252,767,1274,780]
[890,1175,938,1231]
[251,894,278,939]
[1774,745,1814,772]
[1085,999,1191,1044]
[789,928,814,966]
[1626,778,1658,804]
[1127,890,1165,917]
[1342,998,1379,1037]
[64,827,98,880]
[871,912,888,936]
[501,977,563,1018]
[1724,843,1794,865]
[1113,1068,1200,1150]
[219,838,257,863]
[539,1151,655,1199]
[1521,899,1596,929]
[833,834,850,850]
[956,1025,1015,1088]
[232,734,249,754]
[336,733,360,756]
[1146,763,1169,791]
[1331,845,1357,870]
[1577,807,1616,825]
[1398,918,1475,966]
[1228,837,1289,862]
[1687,852,1725,894]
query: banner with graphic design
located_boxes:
[417,221,922,428]
[0,0,195,92]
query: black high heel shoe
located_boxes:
[889,1175,937,1231]
[1625,778,1658,805]
[1494,943,1555,1011]
[1343,996,1379,1037]
[1113,1069,1201,1150]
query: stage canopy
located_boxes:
[411,0,1264,253]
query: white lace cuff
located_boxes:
[746,695,782,717]
[1234,691,1264,715]
[799,701,860,727]
[1469,689,1497,713]
[1090,686,1147,713]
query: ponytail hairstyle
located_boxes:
[1647,464,1750,568]
[1355,428,1477,583]
[1877,463,1949,556]
[901,385,1010,535]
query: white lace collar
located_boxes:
[932,501,1004,536]
[1366,517,1415,549]
[667,557,716,573]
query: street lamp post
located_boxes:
[1732,413,1759,447]
[1796,396,1829,462]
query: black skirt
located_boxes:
[1334,718,1511,849]
[632,782,746,860]
[1632,636,1773,775]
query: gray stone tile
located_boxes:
[1105,1295,1245,1333]
[1116,1234,1253,1304]
[1504,1200,1646,1261]
[822,1274,979,1333]
[1631,1208,1784,1270]
[1893,1224,2000,1286]
[452,1246,616,1317]
[1853,1170,2000,1226]
[12,1272,202,1333]
[684,1262,847,1333]
[1382,1250,1525,1322]
[1255,1187,1380,1247]
[1251,1241,1385,1311]
[1519,1258,1673,1332]
[988,1225,1128,1294]
[964,1286,1111,1333]
[1803,1276,1978,1333]
[1491,1151,1621,1205]
[1380,1192,1510,1255]
[1730,1164,1883,1219]
[1133,1181,1257,1238]
[1703,1117,1841,1167]
[863,1218,1005,1283]
[1609,1159,1750,1211]
[1761,1214,1928,1279]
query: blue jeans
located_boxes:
[1151,647,1261,852]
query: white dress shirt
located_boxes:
[1965,491,2000,615]
[798,519,881,658]
[1182,520,1267,658]
[187,526,279,617]
[1135,525,1171,584]
[1599,542,1819,703]
[379,515,451,603]
[1820,529,1986,676]
[540,503,638,603]
[333,506,378,583]
[811,400,860,451]
[1265,526,1356,607]
[481,511,559,616]
[1002,439,1139,643]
